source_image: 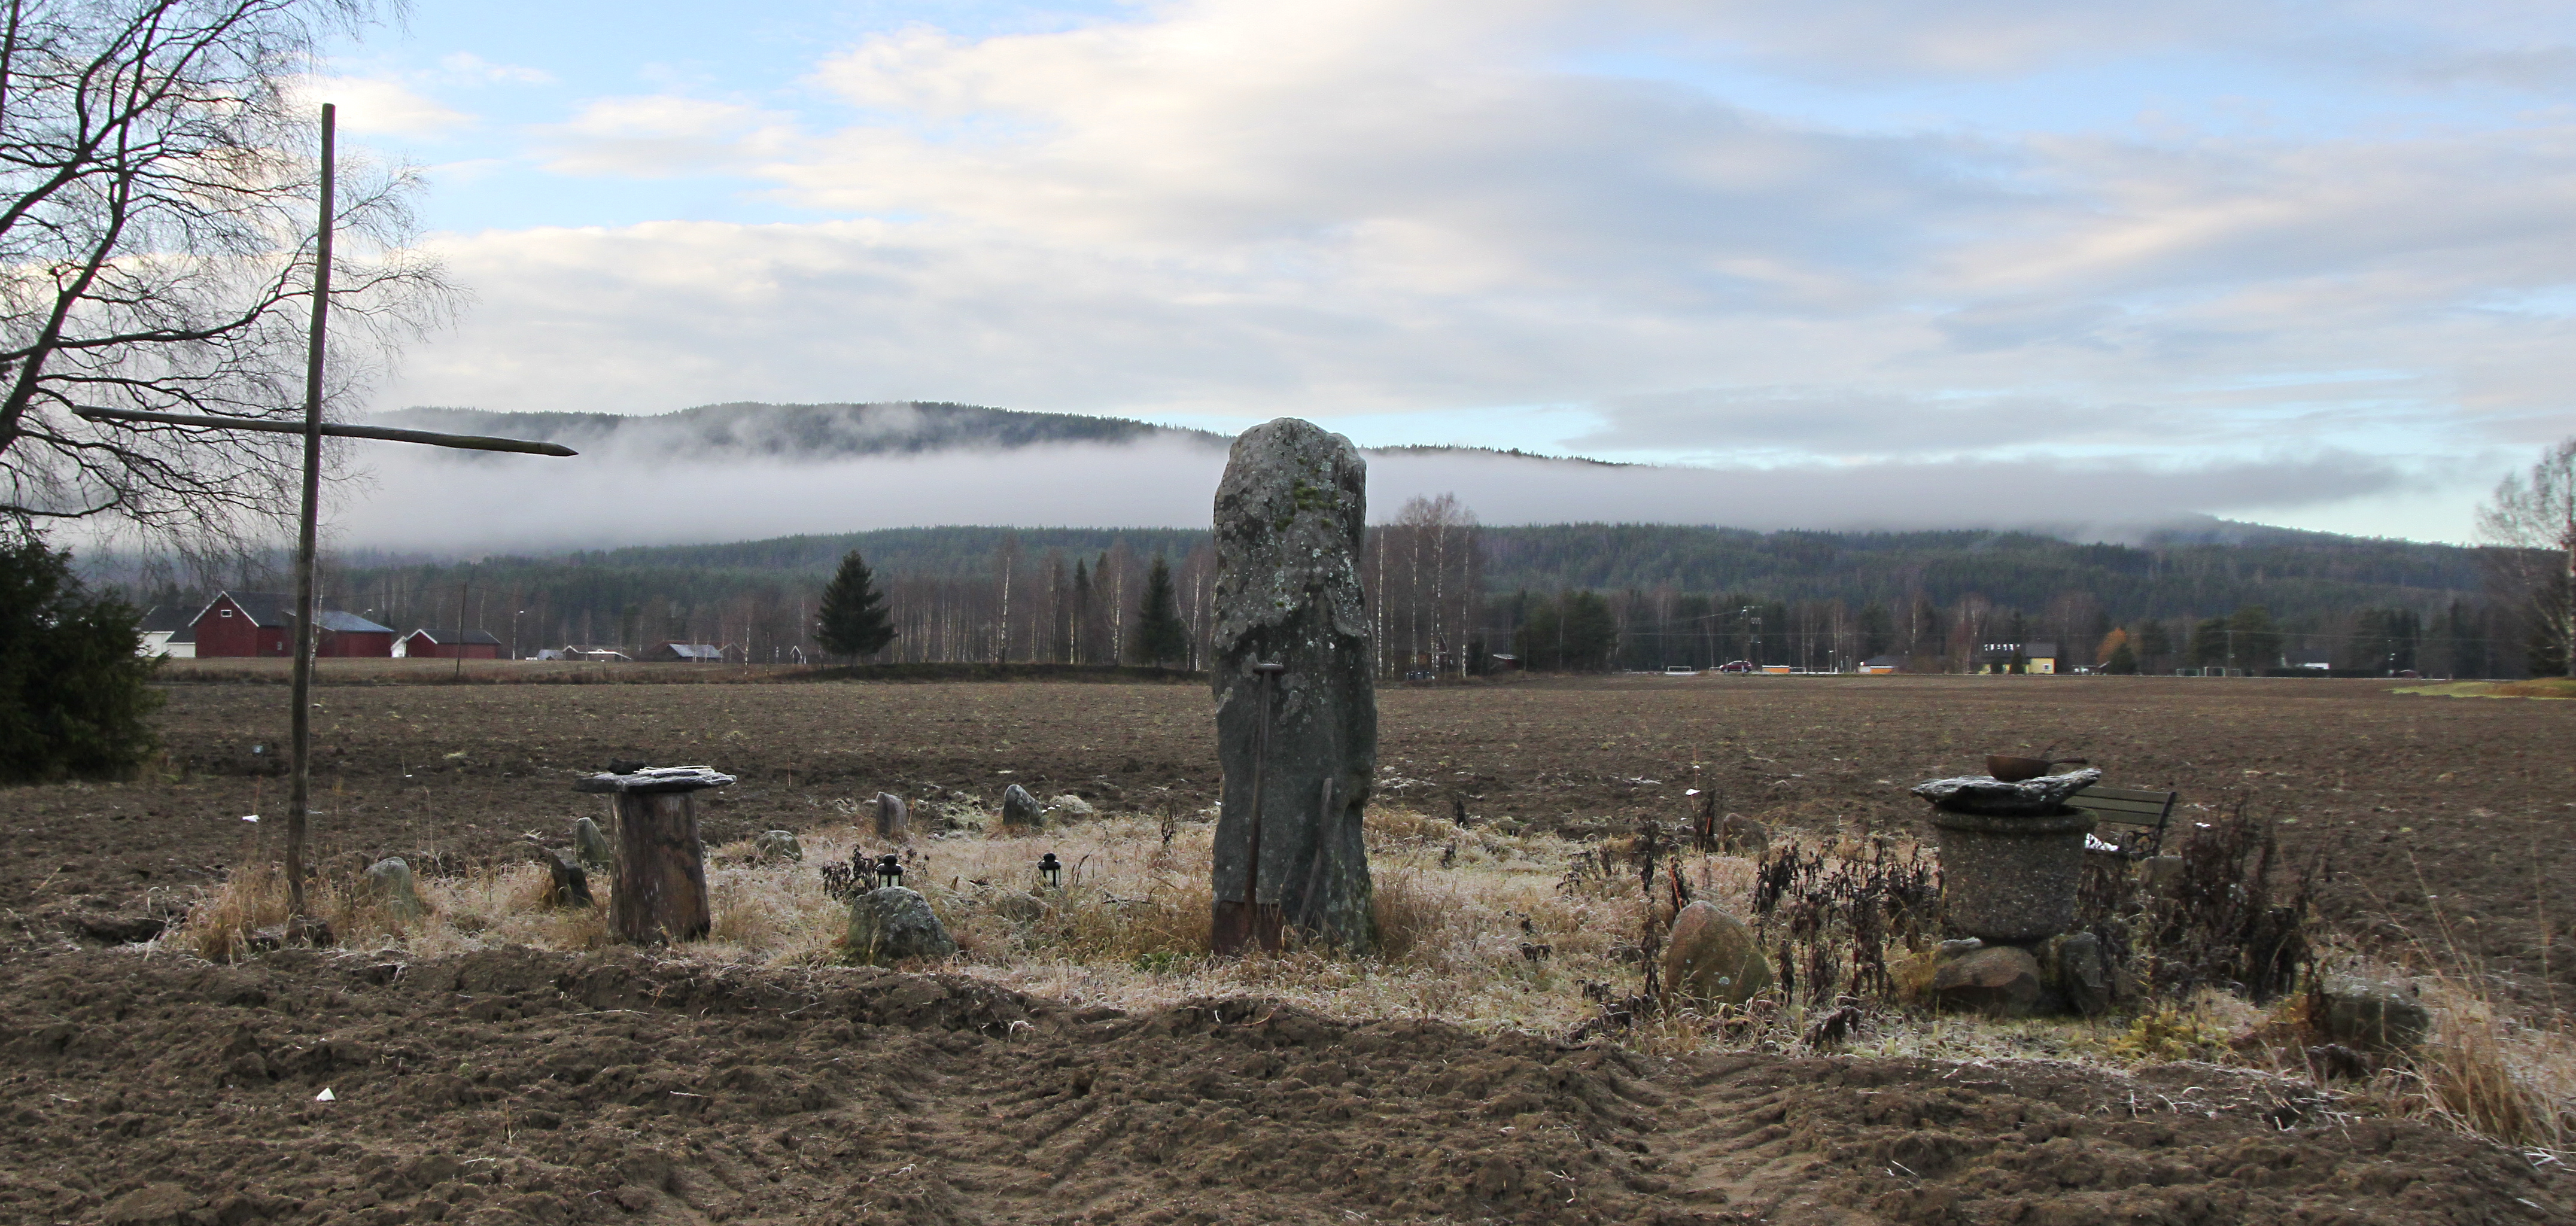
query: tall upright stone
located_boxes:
[1209,419,1376,954]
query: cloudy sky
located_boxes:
[316,0,2576,543]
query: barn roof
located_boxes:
[194,592,385,634]
[406,628,502,646]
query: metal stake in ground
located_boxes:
[72,103,577,929]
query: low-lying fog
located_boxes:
[326,433,2401,553]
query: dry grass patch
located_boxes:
[157,810,2576,1158]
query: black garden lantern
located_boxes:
[1038,853,1063,890]
[875,853,904,891]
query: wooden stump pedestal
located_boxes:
[575,766,734,944]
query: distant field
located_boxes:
[156,657,802,685]
[2395,677,2576,699]
[19,673,2572,998]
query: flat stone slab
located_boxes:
[575,765,736,794]
[1912,767,2101,816]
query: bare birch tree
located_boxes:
[2477,436,2576,676]
[0,0,446,541]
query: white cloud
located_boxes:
[534,96,801,177]
[293,75,473,137]
[370,0,2576,539]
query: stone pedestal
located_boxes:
[1208,419,1377,954]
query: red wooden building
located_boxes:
[191,592,394,658]
[399,628,504,659]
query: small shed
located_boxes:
[645,641,728,663]
[137,606,198,659]
[400,628,503,659]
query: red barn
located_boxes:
[400,628,503,659]
[191,592,394,658]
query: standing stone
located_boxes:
[1000,784,1042,829]
[362,857,426,921]
[1714,813,1769,858]
[842,886,959,965]
[874,792,910,840]
[1209,419,1376,954]
[572,815,615,870]
[532,847,592,908]
[2043,930,2111,1016]
[1661,901,1772,1006]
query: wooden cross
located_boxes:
[73,104,577,926]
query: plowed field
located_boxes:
[2,674,2569,1224]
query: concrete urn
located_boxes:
[1914,768,2100,942]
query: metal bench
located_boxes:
[2072,786,2179,859]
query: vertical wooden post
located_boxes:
[610,792,709,942]
[285,102,336,925]
[576,766,732,944]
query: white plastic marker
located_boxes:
[242,816,259,823]
[315,1088,334,1102]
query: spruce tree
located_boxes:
[1135,555,1188,668]
[816,550,896,662]
[0,536,162,780]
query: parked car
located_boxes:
[1716,660,1754,673]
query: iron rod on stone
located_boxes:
[575,765,732,943]
[1209,419,1376,955]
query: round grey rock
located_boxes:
[2316,974,2431,1050]
[753,829,803,862]
[361,857,426,920]
[1660,901,1773,1007]
[572,815,615,869]
[843,886,958,966]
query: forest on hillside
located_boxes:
[103,514,2535,677]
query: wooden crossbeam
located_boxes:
[72,405,577,457]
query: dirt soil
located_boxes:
[3,674,2571,1224]
[9,675,2569,994]
[4,946,2563,1226]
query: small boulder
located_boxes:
[1930,945,2044,1017]
[843,887,959,966]
[532,847,592,908]
[2314,974,2431,1050]
[874,792,910,839]
[1000,784,1042,829]
[573,816,615,869]
[1715,813,1768,857]
[2043,930,2112,1017]
[1660,901,1773,1007]
[361,857,427,921]
[2139,855,2186,895]
[753,830,804,862]
[101,1183,198,1226]
[1050,793,1097,819]
[991,893,1048,924]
